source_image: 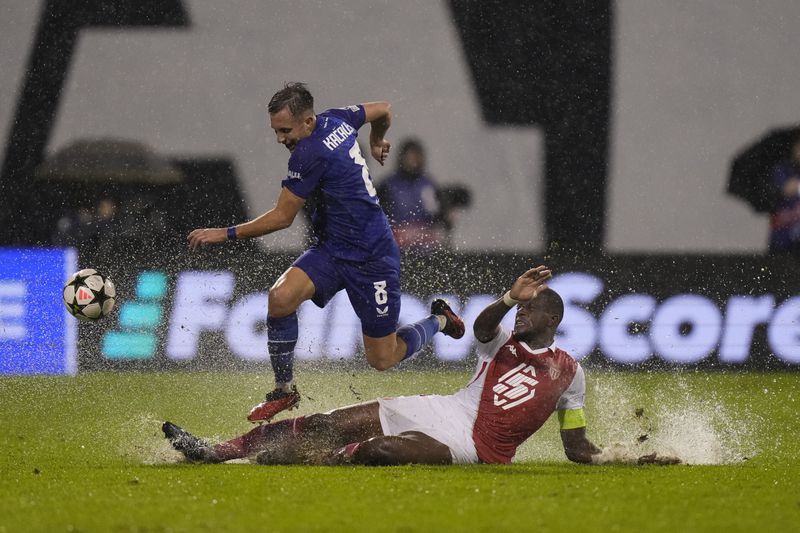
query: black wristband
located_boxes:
[227,226,237,240]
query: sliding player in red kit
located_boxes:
[164,266,679,466]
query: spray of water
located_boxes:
[118,414,184,465]
[584,375,759,465]
[119,414,257,465]
[516,373,760,465]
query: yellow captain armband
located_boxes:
[558,408,587,430]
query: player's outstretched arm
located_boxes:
[362,101,392,166]
[560,427,602,464]
[187,187,305,249]
[473,265,552,342]
[561,427,681,465]
[234,187,305,239]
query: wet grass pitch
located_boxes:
[1,370,797,532]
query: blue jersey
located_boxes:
[281,105,397,262]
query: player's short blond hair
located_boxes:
[268,82,314,118]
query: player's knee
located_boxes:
[365,354,395,371]
[303,412,336,435]
[363,345,400,371]
[354,437,402,466]
[268,285,298,316]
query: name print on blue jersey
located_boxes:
[322,122,356,151]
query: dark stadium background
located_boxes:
[2,4,799,532]
[1,0,799,373]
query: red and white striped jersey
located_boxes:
[452,326,585,464]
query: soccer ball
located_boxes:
[63,268,116,321]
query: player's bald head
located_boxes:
[268,82,314,118]
[534,287,564,325]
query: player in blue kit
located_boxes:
[188,83,464,422]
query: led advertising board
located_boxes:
[0,247,78,375]
[77,252,800,371]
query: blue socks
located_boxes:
[396,314,441,361]
[267,313,298,384]
[269,312,440,376]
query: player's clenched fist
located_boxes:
[371,139,391,166]
[187,228,227,250]
[509,265,552,302]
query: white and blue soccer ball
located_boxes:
[63,268,116,321]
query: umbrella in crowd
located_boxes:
[728,125,800,213]
[34,138,184,185]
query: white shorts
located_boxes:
[377,395,479,464]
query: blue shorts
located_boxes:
[293,246,401,338]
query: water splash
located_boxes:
[118,413,183,465]
[119,414,254,465]
[588,375,760,465]
[518,374,761,465]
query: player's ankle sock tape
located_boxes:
[334,442,361,459]
[286,415,305,437]
[216,416,305,460]
[268,313,298,384]
[213,440,245,462]
[397,315,440,360]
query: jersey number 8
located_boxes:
[349,143,377,197]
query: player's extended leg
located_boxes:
[163,419,298,464]
[330,431,453,466]
[162,422,222,463]
[248,266,316,423]
[252,402,384,465]
[362,299,465,371]
[165,403,382,464]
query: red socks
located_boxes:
[213,416,306,462]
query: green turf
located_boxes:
[0,370,798,532]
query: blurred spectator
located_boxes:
[769,134,800,255]
[378,138,469,251]
[94,197,117,236]
[51,197,119,250]
[117,195,169,240]
[51,207,95,247]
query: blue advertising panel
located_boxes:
[0,247,78,375]
[75,251,800,371]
